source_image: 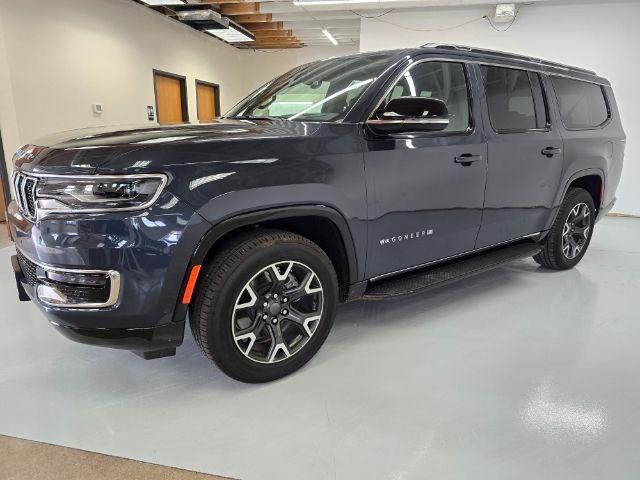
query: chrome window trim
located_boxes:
[14,171,168,217]
[470,59,609,86]
[16,247,121,310]
[365,55,609,127]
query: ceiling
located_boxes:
[136,0,571,49]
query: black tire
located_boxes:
[534,187,595,270]
[190,229,338,383]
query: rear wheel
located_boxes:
[534,187,595,270]
[190,230,338,383]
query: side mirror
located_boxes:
[367,97,450,134]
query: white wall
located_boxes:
[0,0,355,180]
[241,44,359,93]
[360,1,640,215]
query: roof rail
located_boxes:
[421,43,596,76]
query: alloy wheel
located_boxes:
[232,261,324,364]
[562,202,591,259]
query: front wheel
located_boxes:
[534,187,595,270]
[190,230,338,383]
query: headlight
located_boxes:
[35,174,168,214]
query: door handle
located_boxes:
[454,154,483,166]
[541,146,562,158]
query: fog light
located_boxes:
[46,270,107,287]
[37,284,69,306]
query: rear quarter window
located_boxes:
[550,77,609,129]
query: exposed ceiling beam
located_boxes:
[235,13,272,23]
[241,21,284,30]
[254,29,294,38]
[220,2,261,15]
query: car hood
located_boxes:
[17,119,319,175]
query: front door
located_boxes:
[475,65,564,248]
[364,59,488,279]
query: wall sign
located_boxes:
[147,106,155,121]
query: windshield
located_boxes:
[226,53,397,122]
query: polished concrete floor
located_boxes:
[1,217,639,480]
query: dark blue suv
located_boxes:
[7,45,625,382]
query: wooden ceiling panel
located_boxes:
[220,2,260,15]
[234,13,272,23]
[254,29,294,38]
[241,21,284,31]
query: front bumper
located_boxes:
[11,251,184,355]
[7,191,211,353]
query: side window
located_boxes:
[482,66,547,132]
[550,76,609,129]
[379,61,471,133]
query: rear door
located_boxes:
[363,59,488,279]
[475,65,564,248]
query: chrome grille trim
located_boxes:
[11,170,38,221]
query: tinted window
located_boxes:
[551,77,609,129]
[379,61,470,133]
[482,66,543,132]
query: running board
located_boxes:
[363,242,541,299]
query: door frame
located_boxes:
[152,69,189,124]
[195,79,221,121]
[0,129,11,216]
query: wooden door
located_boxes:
[154,73,186,125]
[197,82,217,123]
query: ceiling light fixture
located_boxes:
[322,28,339,45]
[177,9,222,22]
[177,8,229,29]
[207,22,255,43]
[139,0,186,5]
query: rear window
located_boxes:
[550,77,609,129]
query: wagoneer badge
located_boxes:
[379,229,434,246]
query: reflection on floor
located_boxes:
[0,217,639,480]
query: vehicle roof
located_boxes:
[342,45,609,86]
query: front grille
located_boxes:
[12,171,38,221]
[17,251,38,285]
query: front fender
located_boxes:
[170,204,364,324]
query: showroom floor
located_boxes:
[0,217,639,480]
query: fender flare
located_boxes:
[544,167,605,231]
[172,204,360,323]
